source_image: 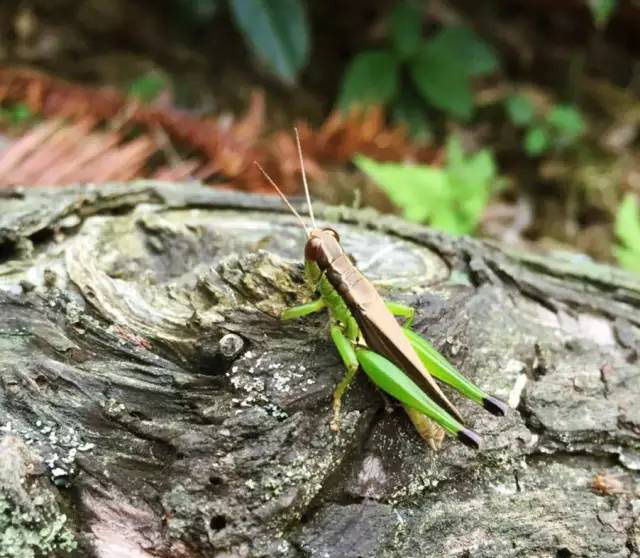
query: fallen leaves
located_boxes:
[0,66,437,193]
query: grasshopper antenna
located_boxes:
[294,127,316,229]
[254,161,310,238]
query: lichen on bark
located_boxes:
[0,437,77,558]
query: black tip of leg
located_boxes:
[457,428,481,450]
[483,395,508,417]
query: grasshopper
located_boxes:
[256,132,507,449]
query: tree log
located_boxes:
[0,182,639,558]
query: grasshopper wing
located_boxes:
[348,277,464,423]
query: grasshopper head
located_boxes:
[305,228,341,270]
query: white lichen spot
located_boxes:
[492,483,517,496]
[51,467,67,478]
[508,373,528,408]
[357,455,387,498]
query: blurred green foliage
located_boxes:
[15,0,627,271]
[615,195,640,273]
[339,51,399,109]
[229,0,309,83]
[340,3,498,125]
[588,0,618,28]
[505,95,585,156]
[0,103,35,126]
[175,0,220,21]
[505,94,535,126]
[127,72,170,102]
[172,0,309,83]
[354,137,497,234]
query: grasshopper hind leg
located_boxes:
[386,299,508,418]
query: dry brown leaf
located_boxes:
[0,66,437,192]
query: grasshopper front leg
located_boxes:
[282,300,360,432]
[282,298,326,320]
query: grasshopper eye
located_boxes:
[324,228,340,242]
[305,237,323,261]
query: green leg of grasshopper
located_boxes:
[385,302,444,448]
[385,301,415,327]
[329,325,359,432]
[330,324,447,449]
[356,347,480,448]
[385,300,507,417]
[403,327,507,416]
[282,298,326,320]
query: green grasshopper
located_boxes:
[256,132,507,449]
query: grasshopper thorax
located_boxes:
[304,228,341,270]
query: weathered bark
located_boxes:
[0,182,639,558]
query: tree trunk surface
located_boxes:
[0,182,639,558]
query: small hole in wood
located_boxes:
[210,515,227,531]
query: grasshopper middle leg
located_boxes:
[385,301,415,327]
[329,324,359,431]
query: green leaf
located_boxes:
[424,26,499,77]
[391,86,432,141]
[128,71,169,103]
[388,3,423,59]
[8,103,34,125]
[615,195,640,273]
[524,125,549,156]
[615,195,640,245]
[505,94,535,126]
[546,104,585,144]
[175,0,220,22]
[410,43,473,119]
[339,50,400,109]
[354,137,496,235]
[228,0,309,83]
[443,137,495,233]
[409,26,497,118]
[354,155,446,224]
[589,0,618,28]
[615,247,640,273]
